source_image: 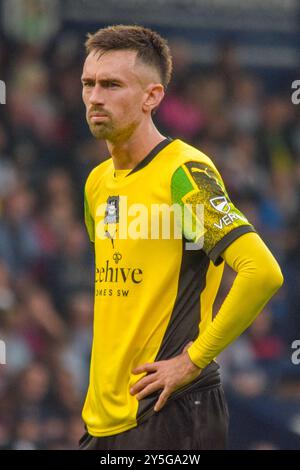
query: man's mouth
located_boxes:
[89,112,109,122]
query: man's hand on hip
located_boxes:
[130,342,202,412]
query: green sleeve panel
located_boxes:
[171,161,256,264]
[84,187,95,243]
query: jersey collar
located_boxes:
[126,137,173,177]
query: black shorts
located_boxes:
[79,384,229,450]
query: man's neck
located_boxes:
[106,122,166,170]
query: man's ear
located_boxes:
[142,83,165,113]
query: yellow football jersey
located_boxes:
[83,138,255,437]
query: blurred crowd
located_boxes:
[0,23,300,449]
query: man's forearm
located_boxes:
[187,232,284,369]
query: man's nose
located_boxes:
[89,84,104,105]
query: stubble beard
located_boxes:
[88,120,114,140]
[88,118,139,144]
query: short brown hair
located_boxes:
[85,24,172,90]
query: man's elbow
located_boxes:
[261,262,284,297]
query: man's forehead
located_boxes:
[82,49,138,78]
[82,49,160,85]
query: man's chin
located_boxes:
[89,124,111,140]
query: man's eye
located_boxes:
[83,82,94,88]
[105,82,120,88]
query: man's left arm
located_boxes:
[187,231,284,369]
[131,159,284,411]
[130,232,283,411]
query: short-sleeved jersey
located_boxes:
[83,138,255,437]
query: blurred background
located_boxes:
[0,0,300,450]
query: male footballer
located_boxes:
[79,25,283,450]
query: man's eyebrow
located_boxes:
[81,76,124,83]
[81,76,94,82]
